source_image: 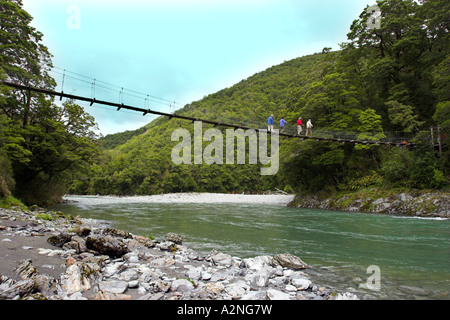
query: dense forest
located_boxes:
[1,0,449,206]
[0,0,100,206]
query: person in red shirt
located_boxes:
[297,117,303,135]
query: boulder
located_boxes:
[60,262,100,294]
[266,289,292,300]
[63,235,87,254]
[242,256,274,270]
[1,279,35,299]
[397,193,413,203]
[150,279,171,293]
[291,278,312,290]
[74,226,91,237]
[201,272,212,281]
[33,274,58,297]
[119,270,138,282]
[241,291,268,300]
[165,232,183,244]
[102,262,124,278]
[157,241,178,251]
[133,236,157,248]
[186,267,203,281]
[249,273,270,288]
[99,280,129,294]
[210,252,234,266]
[273,253,308,270]
[245,267,275,288]
[14,259,38,280]
[171,279,194,292]
[47,232,71,248]
[224,281,248,298]
[151,256,176,268]
[103,227,132,239]
[85,235,129,258]
[95,290,131,300]
[203,282,225,295]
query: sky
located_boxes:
[21,0,376,135]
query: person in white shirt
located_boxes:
[306,119,313,136]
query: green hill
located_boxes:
[67,0,449,196]
[1,0,448,207]
[69,52,330,195]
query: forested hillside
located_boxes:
[0,0,100,206]
[68,0,449,197]
[1,0,449,207]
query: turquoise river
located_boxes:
[53,195,449,300]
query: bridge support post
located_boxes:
[430,127,434,146]
[437,126,442,157]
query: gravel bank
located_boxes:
[63,193,295,206]
[0,206,357,301]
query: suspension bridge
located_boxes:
[3,68,439,149]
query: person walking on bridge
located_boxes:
[267,114,274,132]
[280,117,287,133]
[297,117,303,135]
[306,119,313,137]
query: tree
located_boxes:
[0,1,100,205]
[0,0,55,126]
[386,100,424,133]
[344,0,443,122]
[0,115,14,198]
[11,101,100,205]
[69,0,449,196]
[355,108,386,145]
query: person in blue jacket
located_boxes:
[267,114,274,132]
[280,117,287,133]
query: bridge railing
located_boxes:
[3,68,434,148]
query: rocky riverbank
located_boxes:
[0,207,358,300]
[289,190,450,218]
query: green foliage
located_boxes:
[380,149,412,187]
[433,102,450,128]
[0,2,100,206]
[36,213,55,221]
[0,147,15,198]
[0,196,27,209]
[432,56,450,102]
[2,0,447,204]
[432,48,450,173]
[284,185,294,193]
[380,147,446,189]
[355,109,386,150]
[346,173,383,191]
[430,169,447,189]
[386,100,424,133]
[344,0,449,123]
[0,114,15,198]
[100,126,148,150]
[69,0,449,195]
